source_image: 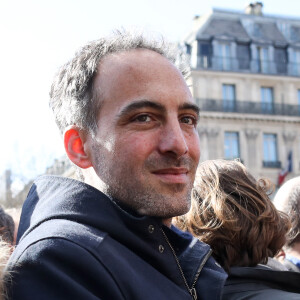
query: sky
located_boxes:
[1,0,300,189]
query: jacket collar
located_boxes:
[228,265,300,293]
[17,175,205,289]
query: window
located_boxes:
[261,87,274,114]
[291,27,299,42]
[274,47,287,74]
[185,43,191,55]
[253,24,263,38]
[197,41,212,68]
[298,90,300,115]
[257,47,269,73]
[217,43,231,70]
[222,84,236,112]
[292,50,300,75]
[263,134,279,167]
[224,132,240,159]
[237,43,250,70]
[278,22,290,39]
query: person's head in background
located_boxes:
[4,208,21,246]
[0,238,12,300]
[0,207,16,298]
[0,207,14,246]
[174,159,291,272]
[274,177,300,260]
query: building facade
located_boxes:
[184,2,300,184]
[0,170,12,207]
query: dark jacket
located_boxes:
[6,175,227,300]
[222,260,300,300]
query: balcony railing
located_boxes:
[195,55,298,76]
[196,99,300,117]
[263,161,281,168]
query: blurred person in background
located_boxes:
[5,208,21,246]
[0,207,14,247]
[0,239,11,300]
[274,176,300,273]
[175,159,300,299]
[0,207,16,300]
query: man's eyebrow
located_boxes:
[179,103,200,116]
[117,100,166,118]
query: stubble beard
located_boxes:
[107,177,193,218]
[92,142,195,218]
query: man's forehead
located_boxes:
[96,48,177,76]
[93,48,191,106]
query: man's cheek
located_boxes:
[189,135,201,161]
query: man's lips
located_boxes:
[151,168,189,184]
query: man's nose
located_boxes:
[158,119,188,158]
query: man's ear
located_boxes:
[64,126,92,169]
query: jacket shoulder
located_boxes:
[12,218,106,263]
[6,220,125,300]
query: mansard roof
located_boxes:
[198,18,250,42]
[190,8,300,47]
[247,22,287,45]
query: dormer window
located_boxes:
[237,43,250,70]
[253,23,263,38]
[257,46,269,73]
[217,43,231,70]
[291,49,300,75]
[277,22,290,40]
[197,41,212,68]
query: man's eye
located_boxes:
[134,114,152,122]
[180,116,196,125]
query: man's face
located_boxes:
[86,49,200,218]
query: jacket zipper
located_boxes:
[161,228,213,300]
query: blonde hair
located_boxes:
[175,159,291,271]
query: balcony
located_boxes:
[196,99,300,117]
[194,55,297,76]
[263,161,281,168]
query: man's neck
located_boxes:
[83,169,173,227]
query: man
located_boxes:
[6,30,226,299]
[274,176,300,273]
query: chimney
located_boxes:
[245,2,263,16]
[193,15,202,30]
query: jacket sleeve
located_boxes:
[6,238,125,300]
